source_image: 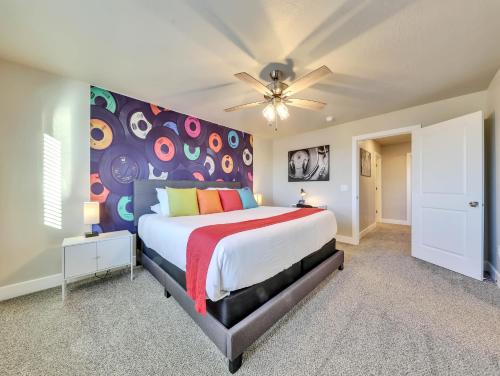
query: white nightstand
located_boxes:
[61,230,134,300]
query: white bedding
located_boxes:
[138,206,337,301]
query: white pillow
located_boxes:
[150,203,161,214]
[155,188,170,216]
[207,187,230,190]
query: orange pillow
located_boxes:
[196,189,223,215]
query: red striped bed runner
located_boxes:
[186,208,323,314]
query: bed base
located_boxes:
[142,249,344,373]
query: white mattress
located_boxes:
[138,206,337,301]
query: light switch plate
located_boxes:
[340,184,349,192]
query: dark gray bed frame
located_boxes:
[133,180,344,373]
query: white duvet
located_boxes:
[138,206,337,302]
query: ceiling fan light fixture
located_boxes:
[262,102,276,122]
[275,102,289,120]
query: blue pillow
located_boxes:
[237,188,258,209]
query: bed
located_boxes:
[133,180,344,373]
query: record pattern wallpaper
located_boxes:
[90,86,253,232]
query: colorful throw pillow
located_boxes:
[237,188,258,209]
[196,189,223,215]
[218,190,243,212]
[167,187,200,217]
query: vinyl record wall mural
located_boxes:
[90,86,253,232]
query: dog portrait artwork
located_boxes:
[288,145,330,182]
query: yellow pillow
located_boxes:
[166,187,200,217]
[196,189,223,215]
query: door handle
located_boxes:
[468,201,479,207]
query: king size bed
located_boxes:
[133,180,344,373]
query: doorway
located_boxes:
[352,125,420,244]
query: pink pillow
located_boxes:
[218,190,243,212]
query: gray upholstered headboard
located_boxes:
[133,180,241,225]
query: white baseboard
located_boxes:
[485,261,500,287]
[360,222,377,239]
[0,273,62,302]
[336,235,358,245]
[380,218,410,226]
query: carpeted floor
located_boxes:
[1,224,499,375]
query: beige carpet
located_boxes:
[1,224,499,375]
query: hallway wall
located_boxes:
[358,140,381,232]
[381,142,411,223]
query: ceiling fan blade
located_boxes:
[234,72,272,96]
[283,65,332,96]
[224,101,268,112]
[285,98,326,111]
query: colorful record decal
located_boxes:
[90,106,125,150]
[242,148,253,166]
[90,173,110,203]
[90,118,114,150]
[209,132,223,153]
[119,101,155,143]
[204,155,215,176]
[117,196,134,222]
[183,143,201,161]
[145,126,181,171]
[99,145,148,195]
[169,164,209,181]
[163,121,179,135]
[106,194,135,230]
[129,112,152,139]
[178,115,207,145]
[227,130,240,149]
[150,104,169,115]
[148,163,168,180]
[90,87,117,113]
[221,154,234,174]
[90,86,254,232]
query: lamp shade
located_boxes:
[83,201,100,225]
[254,193,263,206]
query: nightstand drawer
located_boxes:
[65,243,97,278]
[97,237,130,270]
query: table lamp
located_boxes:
[298,188,306,205]
[84,201,100,237]
[254,193,263,206]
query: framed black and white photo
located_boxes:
[360,148,371,177]
[288,145,329,182]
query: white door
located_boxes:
[375,153,382,222]
[412,111,483,280]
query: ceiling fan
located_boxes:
[224,65,332,130]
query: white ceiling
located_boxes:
[0,0,499,138]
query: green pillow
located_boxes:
[166,187,200,217]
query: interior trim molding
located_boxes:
[0,273,62,302]
[336,235,358,245]
[380,218,410,226]
[360,222,377,239]
[485,261,499,287]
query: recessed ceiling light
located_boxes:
[325,116,334,122]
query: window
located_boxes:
[43,134,62,229]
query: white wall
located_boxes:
[381,142,411,222]
[273,91,488,240]
[252,136,273,205]
[486,68,500,274]
[0,59,89,287]
[358,140,381,231]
